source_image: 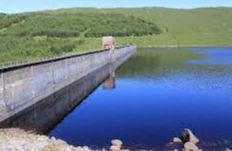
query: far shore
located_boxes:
[139,44,232,48]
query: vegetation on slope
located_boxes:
[0,12,161,64]
[0,13,161,38]
[123,7,232,46]
[65,7,232,46]
[0,7,232,64]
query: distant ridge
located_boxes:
[2,6,232,14]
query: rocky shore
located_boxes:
[0,128,231,151]
[0,128,96,151]
[0,128,131,151]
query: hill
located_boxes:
[61,7,232,47]
[0,7,232,64]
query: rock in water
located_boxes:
[110,139,123,151]
[110,145,121,151]
[225,148,232,151]
[111,139,123,147]
[184,142,200,151]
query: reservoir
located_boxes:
[49,47,232,151]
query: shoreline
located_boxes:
[139,44,232,48]
[0,128,144,151]
[0,128,232,151]
[0,43,231,65]
[0,128,104,151]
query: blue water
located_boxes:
[49,47,232,150]
[189,47,232,65]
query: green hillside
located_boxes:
[62,7,232,46]
[0,7,232,64]
[0,13,160,37]
[0,11,161,63]
[114,7,232,46]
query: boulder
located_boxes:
[110,139,123,151]
[110,145,121,151]
[111,139,123,147]
[184,142,201,151]
[225,148,232,151]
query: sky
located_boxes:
[1,0,232,13]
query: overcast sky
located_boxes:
[1,0,232,13]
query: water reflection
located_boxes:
[49,47,232,151]
[117,47,204,78]
[103,72,116,90]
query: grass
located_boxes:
[109,7,232,46]
[53,7,232,46]
[0,7,232,64]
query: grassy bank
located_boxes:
[0,7,232,64]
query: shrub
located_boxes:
[50,43,75,55]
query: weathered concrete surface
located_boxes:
[0,45,136,132]
[0,73,5,113]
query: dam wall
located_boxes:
[0,45,136,132]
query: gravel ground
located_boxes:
[0,128,102,151]
[1,128,231,151]
[0,128,134,151]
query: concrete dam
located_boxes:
[0,45,136,133]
